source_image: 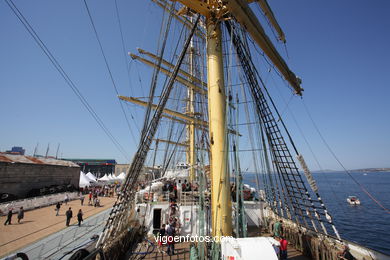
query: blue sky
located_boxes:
[0,0,389,170]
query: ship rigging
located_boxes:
[3,0,390,259]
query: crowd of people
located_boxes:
[156,217,181,256]
[81,184,119,198]
[53,193,91,227]
[3,185,116,229]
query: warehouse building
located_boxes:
[0,154,79,199]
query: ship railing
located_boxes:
[180,191,199,206]
[135,190,199,205]
[136,191,171,204]
[10,209,110,259]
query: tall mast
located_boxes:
[206,18,233,237]
[187,17,196,182]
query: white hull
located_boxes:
[347,198,361,205]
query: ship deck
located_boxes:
[141,242,309,260]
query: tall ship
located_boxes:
[91,1,390,259]
[4,0,390,259]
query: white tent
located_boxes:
[79,171,92,188]
[86,172,97,182]
[117,172,126,180]
[98,174,110,182]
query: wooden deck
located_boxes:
[139,241,310,260]
[141,242,191,260]
[288,247,311,260]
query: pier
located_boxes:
[0,196,116,258]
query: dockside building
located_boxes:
[0,154,79,199]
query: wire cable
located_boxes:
[5,0,129,160]
[302,100,390,214]
[83,0,138,145]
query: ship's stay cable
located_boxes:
[4,0,129,160]
[247,36,293,93]
[160,126,186,178]
[134,61,146,97]
[114,0,133,96]
[267,72,346,212]
[83,0,138,145]
[140,1,176,141]
[239,82,261,197]
[161,87,181,167]
[145,18,186,169]
[114,0,141,135]
[302,100,390,214]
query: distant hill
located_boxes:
[311,169,339,173]
[352,168,390,173]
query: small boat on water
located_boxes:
[347,196,361,205]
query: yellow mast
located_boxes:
[206,18,233,237]
[187,28,196,182]
[172,0,236,239]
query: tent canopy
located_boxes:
[98,174,110,182]
[117,172,126,180]
[79,171,92,188]
[86,172,97,182]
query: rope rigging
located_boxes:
[83,0,138,146]
[5,0,129,161]
[302,100,390,215]
[225,19,341,238]
[139,1,177,142]
[96,15,201,256]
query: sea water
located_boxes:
[242,171,390,255]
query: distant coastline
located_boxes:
[352,168,390,173]
[309,168,390,174]
[245,168,390,175]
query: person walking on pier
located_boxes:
[4,209,13,225]
[66,207,73,226]
[88,192,92,205]
[64,194,69,205]
[17,207,24,224]
[80,194,85,206]
[77,209,83,227]
[55,202,61,216]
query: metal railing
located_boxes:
[6,210,110,260]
